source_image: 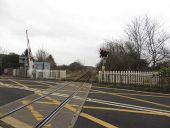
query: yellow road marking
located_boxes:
[22,100,43,121]
[113,94,170,109]
[89,92,102,94]
[80,112,118,128]
[22,100,52,128]
[93,86,170,96]
[39,91,170,117]
[34,81,53,87]
[82,106,170,117]
[35,101,170,117]
[59,89,88,93]
[92,89,170,109]
[36,101,79,109]
[91,89,170,98]
[36,101,57,105]
[44,96,78,112]
[8,79,28,88]
[42,95,118,128]
[1,116,32,128]
[117,93,170,98]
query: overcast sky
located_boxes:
[0,0,170,66]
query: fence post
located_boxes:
[113,71,116,85]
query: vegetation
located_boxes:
[159,67,170,88]
[1,15,170,75]
[57,61,85,71]
[159,67,170,76]
[0,53,20,74]
[97,15,170,71]
[35,49,49,62]
[97,41,148,70]
[35,49,57,69]
[69,61,85,71]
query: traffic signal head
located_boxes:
[100,48,109,58]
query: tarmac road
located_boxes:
[74,86,170,128]
[0,77,170,128]
[0,78,90,128]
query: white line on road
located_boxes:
[93,86,170,96]
[91,89,170,98]
[86,98,170,116]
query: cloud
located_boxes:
[0,0,170,66]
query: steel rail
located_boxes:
[0,82,71,119]
[76,70,91,81]
[34,75,91,128]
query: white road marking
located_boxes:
[91,89,170,98]
[86,98,170,115]
[8,79,29,89]
[0,81,42,92]
[93,86,170,96]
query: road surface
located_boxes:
[0,77,170,128]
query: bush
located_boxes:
[159,67,170,88]
[159,67,170,77]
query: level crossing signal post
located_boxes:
[99,48,109,71]
[99,48,109,82]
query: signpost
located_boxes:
[19,56,27,64]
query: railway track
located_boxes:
[75,71,92,82]
[0,74,92,128]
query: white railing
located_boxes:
[12,69,66,80]
[36,70,66,80]
[99,71,161,86]
[12,68,27,77]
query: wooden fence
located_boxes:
[99,71,161,86]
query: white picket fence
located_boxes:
[99,71,161,86]
[36,70,66,80]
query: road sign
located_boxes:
[19,56,27,64]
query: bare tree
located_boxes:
[0,47,3,54]
[125,17,147,59]
[36,49,49,62]
[98,40,148,70]
[145,16,170,68]
[0,47,7,54]
[125,15,170,69]
[47,54,57,69]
